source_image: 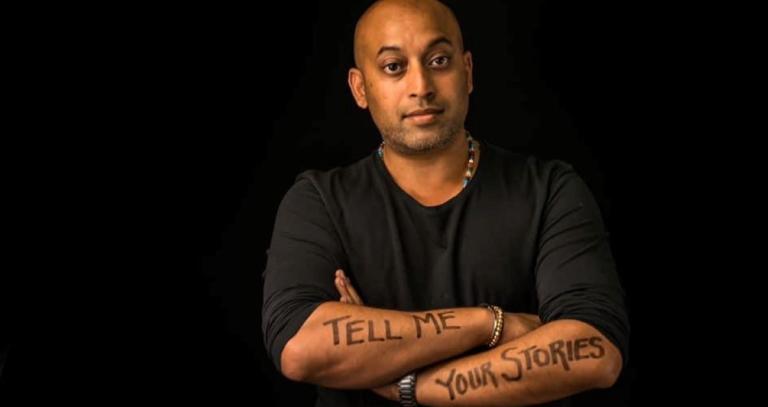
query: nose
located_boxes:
[407,64,435,101]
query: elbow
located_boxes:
[595,351,623,389]
[280,338,310,382]
[281,337,338,384]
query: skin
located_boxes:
[278,3,624,404]
[348,0,477,206]
[336,269,621,406]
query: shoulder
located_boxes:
[296,153,374,186]
[481,141,576,186]
[283,152,378,209]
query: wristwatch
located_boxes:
[398,372,418,406]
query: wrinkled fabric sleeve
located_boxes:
[261,176,345,372]
[535,162,630,365]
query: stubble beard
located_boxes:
[379,120,463,156]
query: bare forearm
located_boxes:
[281,301,491,388]
[413,319,623,406]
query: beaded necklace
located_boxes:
[377,132,477,188]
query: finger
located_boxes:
[336,275,354,303]
[335,269,344,287]
[521,313,542,323]
[345,277,364,305]
[334,275,345,296]
[335,276,350,303]
[338,270,364,305]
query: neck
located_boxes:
[381,130,479,206]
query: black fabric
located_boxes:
[262,140,629,406]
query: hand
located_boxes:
[499,312,542,344]
[334,271,399,400]
[334,269,364,305]
[371,381,398,401]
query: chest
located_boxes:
[341,204,539,311]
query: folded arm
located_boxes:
[377,319,622,406]
[281,270,541,390]
[280,295,491,388]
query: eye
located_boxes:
[430,56,450,68]
[383,62,403,74]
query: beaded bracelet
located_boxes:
[479,303,504,348]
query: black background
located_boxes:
[3,1,726,405]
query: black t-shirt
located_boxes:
[262,140,629,406]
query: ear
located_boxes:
[463,51,474,94]
[348,67,369,109]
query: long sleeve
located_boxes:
[535,161,630,365]
[261,175,347,372]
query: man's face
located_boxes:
[350,3,473,155]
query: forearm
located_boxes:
[414,319,623,406]
[281,301,491,388]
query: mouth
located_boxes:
[403,108,444,125]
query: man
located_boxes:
[262,0,629,405]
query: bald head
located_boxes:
[353,0,464,68]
